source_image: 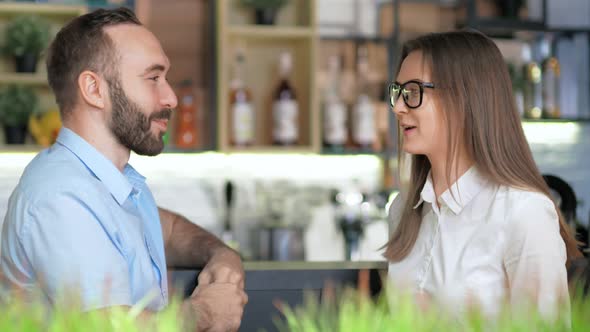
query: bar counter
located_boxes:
[170,261,388,332]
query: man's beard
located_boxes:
[108,78,172,156]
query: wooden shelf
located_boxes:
[0,144,43,153]
[521,118,590,123]
[465,18,546,32]
[321,147,389,157]
[320,35,389,43]
[0,73,48,86]
[0,3,86,17]
[228,26,313,39]
[223,145,317,154]
[162,146,213,153]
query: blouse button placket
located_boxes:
[417,208,442,292]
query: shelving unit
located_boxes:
[316,0,396,158]
[215,0,319,153]
[462,0,590,122]
[228,26,313,39]
[463,0,590,34]
[522,118,590,123]
[0,3,87,81]
[0,73,47,86]
[0,3,87,149]
[0,2,86,17]
[0,144,43,153]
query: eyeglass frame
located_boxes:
[388,80,435,109]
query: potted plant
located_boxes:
[495,0,524,19]
[241,0,288,25]
[3,14,51,73]
[0,84,39,144]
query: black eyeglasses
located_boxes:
[389,80,435,109]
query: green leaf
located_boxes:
[0,84,39,126]
[4,15,51,57]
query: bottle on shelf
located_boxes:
[352,46,376,151]
[174,79,199,149]
[507,62,525,117]
[373,82,389,153]
[540,37,561,119]
[229,48,255,147]
[522,44,543,119]
[322,54,347,152]
[272,51,299,146]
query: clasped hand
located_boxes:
[186,248,248,332]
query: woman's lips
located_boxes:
[403,126,417,136]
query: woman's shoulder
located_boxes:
[498,187,565,267]
[497,186,559,232]
[498,186,555,210]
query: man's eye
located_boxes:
[149,76,160,82]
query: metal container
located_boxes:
[255,226,305,261]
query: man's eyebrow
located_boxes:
[142,64,167,75]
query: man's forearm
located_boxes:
[159,208,232,268]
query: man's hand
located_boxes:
[198,248,245,289]
[184,282,248,332]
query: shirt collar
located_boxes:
[414,166,487,215]
[56,127,144,205]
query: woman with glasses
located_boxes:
[383,31,581,318]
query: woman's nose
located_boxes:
[392,99,409,115]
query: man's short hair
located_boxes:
[46,7,141,118]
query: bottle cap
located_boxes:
[521,44,532,63]
[279,51,293,76]
[539,37,552,59]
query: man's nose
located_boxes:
[161,82,178,110]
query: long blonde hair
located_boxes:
[383,31,581,265]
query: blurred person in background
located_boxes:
[384,30,581,319]
[0,7,246,332]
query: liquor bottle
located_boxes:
[323,54,347,151]
[272,51,298,146]
[229,49,255,146]
[373,82,389,152]
[175,80,199,149]
[522,45,543,119]
[507,62,525,117]
[352,46,376,151]
[540,37,561,119]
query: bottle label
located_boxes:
[352,95,376,145]
[182,95,194,106]
[232,101,255,145]
[323,100,347,145]
[273,99,298,144]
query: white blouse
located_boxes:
[387,167,569,318]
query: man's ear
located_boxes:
[77,70,107,109]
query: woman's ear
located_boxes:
[77,70,107,109]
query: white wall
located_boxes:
[0,153,387,261]
[1,122,589,260]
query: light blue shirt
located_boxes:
[1,127,168,311]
